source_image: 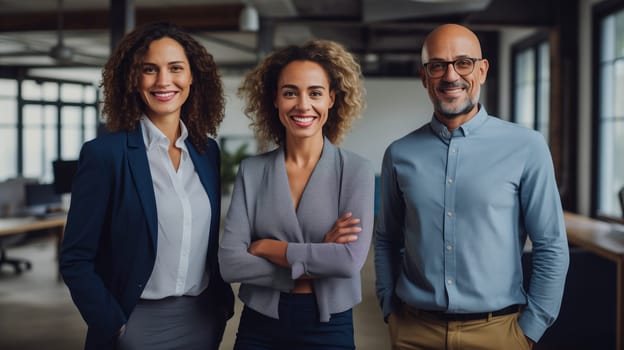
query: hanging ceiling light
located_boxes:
[239,1,260,32]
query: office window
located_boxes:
[84,107,98,142]
[0,79,17,180]
[536,42,551,139]
[61,106,83,160]
[597,7,624,217]
[23,105,58,181]
[1,78,100,183]
[513,50,535,129]
[60,83,84,103]
[42,82,59,101]
[21,80,42,100]
[512,35,550,143]
[83,85,97,104]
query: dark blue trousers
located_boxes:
[234,293,355,350]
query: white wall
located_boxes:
[342,78,431,173]
[220,76,253,137]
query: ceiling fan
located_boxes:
[0,0,107,67]
[49,0,77,64]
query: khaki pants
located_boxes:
[388,304,532,350]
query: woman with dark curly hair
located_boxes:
[219,40,374,349]
[60,22,233,350]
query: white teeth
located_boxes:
[292,116,314,123]
[154,92,175,98]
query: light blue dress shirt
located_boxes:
[374,106,569,342]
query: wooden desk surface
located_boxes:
[0,215,67,237]
[0,215,67,280]
[564,211,624,262]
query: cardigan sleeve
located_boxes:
[218,161,295,291]
[286,154,375,279]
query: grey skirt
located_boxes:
[117,291,226,350]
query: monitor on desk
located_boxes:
[24,183,63,217]
[52,159,78,194]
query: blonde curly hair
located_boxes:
[238,39,365,148]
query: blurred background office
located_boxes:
[0,0,623,349]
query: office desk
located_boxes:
[564,211,624,350]
[0,215,66,280]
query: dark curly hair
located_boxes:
[238,39,365,148]
[100,22,224,150]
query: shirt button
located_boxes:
[448,178,454,184]
[446,245,452,251]
[447,279,453,285]
[447,211,453,217]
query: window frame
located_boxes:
[510,31,551,141]
[592,0,624,220]
[4,75,100,182]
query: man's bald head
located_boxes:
[421,24,483,63]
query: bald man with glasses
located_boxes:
[374,24,569,350]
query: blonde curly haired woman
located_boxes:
[219,40,374,350]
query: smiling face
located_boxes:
[421,24,489,128]
[139,37,193,122]
[274,60,335,143]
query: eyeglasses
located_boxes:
[423,58,483,78]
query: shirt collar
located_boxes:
[140,115,189,151]
[429,104,489,141]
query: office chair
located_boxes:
[619,187,624,218]
[0,177,36,274]
[0,235,32,274]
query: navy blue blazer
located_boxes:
[60,125,233,350]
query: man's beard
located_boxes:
[434,81,479,119]
[435,98,476,119]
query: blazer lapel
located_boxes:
[186,140,219,226]
[127,125,158,251]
